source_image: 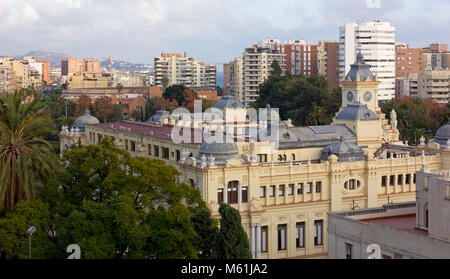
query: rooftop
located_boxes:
[361,214,428,236]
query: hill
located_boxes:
[17,51,70,67]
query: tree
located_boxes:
[191,208,219,259]
[36,138,209,259]
[253,74,339,126]
[74,95,92,117]
[145,97,159,118]
[155,97,178,112]
[213,203,251,259]
[94,97,114,123]
[163,84,186,105]
[109,104,123,122]
[0,90,59,215]
[182,88,199,112]
[269,60,282,78]
[306,105,327,126]
[116,83,124,94]
[131,109,142,122]
[161,77,169,91]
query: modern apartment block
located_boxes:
[320,41,340,91]
[339,21,396,101]
[417,70,450,104]
[395,73,419,99]
[0,56,47,91]
[421,44,450,71]
[395,43,423,79]
[61,57,101,76]
[224,57,244,101]
[0,65,14,92]
[153,52,216,88]
[242,45,286,105]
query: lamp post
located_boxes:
[27,226,36,259]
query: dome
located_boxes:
[196,141,241,164]
[434,119,450,146]
[345,52,376,82]
[72,109,99,134]
[321,137,365,162]
[213,95,244,109]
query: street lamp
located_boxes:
[27,226,36,259]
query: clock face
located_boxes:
[346,92,354,102]
[364,91,372,102]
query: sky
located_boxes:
[0,0,449,66]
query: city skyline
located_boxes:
[0,0,449,66]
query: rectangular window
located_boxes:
[316,182,322,193]
[398,175,403,185]
[346,243,353,259]
[382,176,387,187]
[176,150,180,161]
[227,186,238,204]
[306,183,312,194]
[314,220,323,246]
[279,185,285,196]
[296,222,305,248]
[260,186,266,198]
[131,141,136,152]
[162,147,170,159]
[148,144,152,156]
[288,184,294,195]
[261,226,268,253]
[257,154,267,163]
[153,146,159,157]
[390,175,395,186]
[242,187,248,203]
[297,183,303,195]
[278,224,287,251]
[269,186,275,197]
[413,174,416,184]
[218,189,223,204]
[125,139,128,150]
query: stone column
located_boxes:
[250,223,256,259]
[224,183,228,204]
[255,223,261,259]
[238,182,242,210]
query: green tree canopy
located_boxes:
[213,203,251,259]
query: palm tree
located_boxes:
[306,106,327,126]
[0,90,58,215]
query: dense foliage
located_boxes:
[252,61,341,126]
[380,97,450,145]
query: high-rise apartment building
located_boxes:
[154,52,216,88]
[395,43,423,79]
[242,45,286,105]
[320,41,340,91]
[61,58,100,76]
[0,65,14,92]
[224,57,244,100]
[339,21,396,100]
[421,44,450,71]
[417,70,450,104]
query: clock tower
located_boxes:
[340,52,381,112]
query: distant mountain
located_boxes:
[100,59,153,73]
[17,51,70,67]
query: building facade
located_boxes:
[61,58,101,76]
[60,57,449,259]
[339,21,396,101]
[242,45,286,105]
[417,70,450,104]
[328,163,450,259]
[154,52,216,88]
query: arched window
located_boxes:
[278,155,283,161]
[344,179,361,190]
[283,155,287,161]
[291,154,296,161]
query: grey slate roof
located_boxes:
[213,95,244,109]
[335,103,379,121]
[278,124,356,150]
[345,52,376,82]
[72,109,100,134]
[196,141,241,164]
[434,119,450,146]
[321,137,365,162]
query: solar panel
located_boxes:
[308,125,337,134]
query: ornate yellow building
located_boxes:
[60,54,449,259]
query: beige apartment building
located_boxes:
[154,52,216,88]
[224,57,244,101]
[242,45,286,105]
[60,55,450,259]
[417,70,450,104]
[62,58,101,76]
[0,65,14,92]
[66,72,113,88]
